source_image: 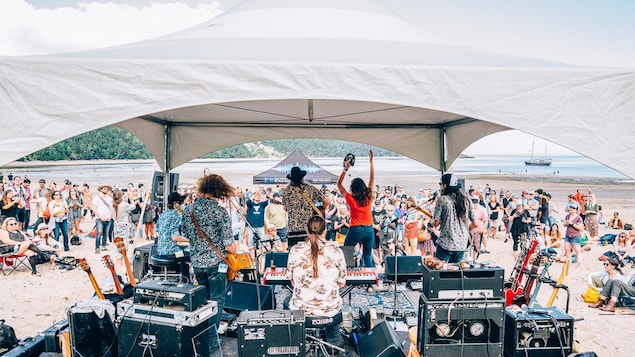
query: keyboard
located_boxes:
[263,267,378,286]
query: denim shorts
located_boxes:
[564,235,581,245]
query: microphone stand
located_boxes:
[229,198,265,311]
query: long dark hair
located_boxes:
[197,174,235,199]
[307,215,326,278]
[350,178,371,207]
[440,173,469,220]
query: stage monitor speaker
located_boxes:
[67,301,117,357]
[224,281,275,314]
[150,171,179,208]
[384,256,424,282]
[118,314,209,357]
[132,243,153,282]
[358,321,406,357]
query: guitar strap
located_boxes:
[189,206,232,268]
[296,186,323,217]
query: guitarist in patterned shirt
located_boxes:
[181,174,238,352]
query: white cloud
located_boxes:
[0,0,221,56]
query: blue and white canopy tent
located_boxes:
[253,149,338,185]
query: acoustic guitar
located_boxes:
[114,237,135,286]
[76,258,105,300]
[504,239,538,306]
[101,255,123,295]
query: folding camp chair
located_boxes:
[0,253,30,275]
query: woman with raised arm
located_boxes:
[337,150,375,267]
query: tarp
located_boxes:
[253,149,338,185]
[0,0,635,178]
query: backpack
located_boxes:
[0,319,18,350]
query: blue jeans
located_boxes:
[193,265,227,349]
[344,225,375,267]
[95,219,112,249]
[435,244,464,263]
[54,219,70,251]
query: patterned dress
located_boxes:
[287,239,346,317]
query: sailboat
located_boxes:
[524,138,552,166]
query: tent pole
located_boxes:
[163,124,171,211]
[440,127,447,173]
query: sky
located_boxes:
[2,0,634,156]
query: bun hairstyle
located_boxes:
[440,173,469,221]
[307,215,326,278]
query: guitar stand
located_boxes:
[543,277,571,313]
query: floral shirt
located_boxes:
[282,183,323,233]
[156,208,183,256]
[287,239,346,317]
[181,198,233,268]
[433,194,475,252]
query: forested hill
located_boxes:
[22,126,398,161]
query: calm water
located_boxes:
[2,154,630,188]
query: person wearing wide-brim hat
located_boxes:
[282,166,323,248]
[93,184,114,254]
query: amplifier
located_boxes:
[237,310,305,357]
[503,306,574,357]
[132,243,153,281]
[118,314,208,357]
[67,300,117,357]
[422,264,504,300]
[417,295,505,357]
[117,299,217,328]
[133,280,207,311]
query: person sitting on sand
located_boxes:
[587,257,623,293]
[31,223,63,260]
[599,232,633,264]
[588,265,635,312]
[545,223,562,249]
[608,211,625,230]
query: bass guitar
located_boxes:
[76,258,105,300]
[504,239,538,306]
[101,255,123,295]
[114,237,135,286]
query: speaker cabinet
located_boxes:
[384,256,424,282]
[358,321,406,357]
[224,281,275,314]
[118,314,209,357]
[503,307,574,357]
[150,171,179,209]
[417,295,505,357]
[132,243,153,282]
[67,301,118,357]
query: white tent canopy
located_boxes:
[1,0,635,178]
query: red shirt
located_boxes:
[345,192,373,226]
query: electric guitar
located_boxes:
[76,258,105,300]
[546,259,570,307]
[526,253,556,308]
[504,239,538,306]
[114,237,135,286]
[101,255,123,295]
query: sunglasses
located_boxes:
[8,222,17,226]
[604,262,611,266]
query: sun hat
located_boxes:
[97,184,113,191]
[287,166,307,181]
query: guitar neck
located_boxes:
[86,271,106,300]
[103,256,123,295]
[546,260,569,307]
[115,238,136,287]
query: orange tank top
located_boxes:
[345,192,373,226]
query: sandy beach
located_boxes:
[1,161,634,356]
